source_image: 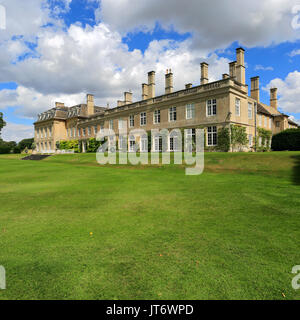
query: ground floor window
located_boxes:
[249,134,253,147]
[140,136,148,152]
[207,126,217,146]
[129,136,136,152]
[154,136,162,152]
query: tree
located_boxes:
[231,125,248,152]
[0,112,6,137]
[18,138,34,151]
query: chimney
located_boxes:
[236,47,246,85]
[165,69,174,94]
[55,102,65,108]
[124,92,132,105]
[148,71,155,98]
[201,62,209,85]
[142,83,148,100]
[229,61,237,80]
[87,94,94,115]
[117,100,125,107]
[270,88,278,109]
[251,76,260,102]
[185,83,193,89]
[222,74,230,79]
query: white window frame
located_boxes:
[259,114,262,127]
[264,116,268,128]
[140,112,146,126]
[235,98,241,116]
[100,124,104,133]
[249,134,253,147]
[269,118,272,129]
[94,126,98,134]
[207,99,217,116]
[153,110,160,124]
[169,107,177,122]
[186,104,195,119]
[129,115,134,128]
[88,127,91,136]
[207,126,217,146]
[140,136,148,152]
[78,128,81,137]
[83,128,86,137]
[248,103,253,119]
[129,136,136,152]
[109,120,113,130]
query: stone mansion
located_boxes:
[34,48,298,153]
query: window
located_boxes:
[100,124,104,133]
[83,128,86,137]
[207,99,217,116]
[269,118,272,129]
[109,120,113,130]
[94,126,98,134]
[119,135,127,151]
[186,104,195,119]
[140,112,146,126]
[207,126,217,146]
[129,136,136,152]
[169,136,180,151]
[88,127,91,136]
[259,114,262,127]
[154,110,160,124]
[72,128,75,138]
[78,128,81,137]
[235,98,240,116]
[249,134,253,147]
[248,103,253,119]
[140,136,148,152]
[186,129,196,152]
[118,119,124,130]
[154,136,162,152]
[264,116,268,128]
[169,107,177,122]
[276,121,280,128]
[129,115,134,128]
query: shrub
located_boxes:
[217,127,230,152]
[271,129,300,151]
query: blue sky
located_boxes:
[0,0,300,141]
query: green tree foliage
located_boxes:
[256,128,272,152]
[58,140,80,153]
[18,138,34,151]
[231,125,248,152]
[0,112,6,136]
[271,128,300,151]
[87,138,101,153]
[217,127,230,152]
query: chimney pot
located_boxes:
[251,76,260,102]
[201,62,209,85]
[270,87,278,109]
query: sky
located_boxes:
[0,0,300,142]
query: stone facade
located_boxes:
[34,48,298,153]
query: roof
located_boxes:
[288,118,299,127]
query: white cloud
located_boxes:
[98,0,300,49]
[289,49,300,57]
[266,71,300,114]
[1,122,34,142]
[255,65,274,71]
[289,115,300,125]
[0,24,230,118]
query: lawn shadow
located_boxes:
[291,155,300,185]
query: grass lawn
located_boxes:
[0,152,300,300]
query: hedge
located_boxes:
[271,129,300,151]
